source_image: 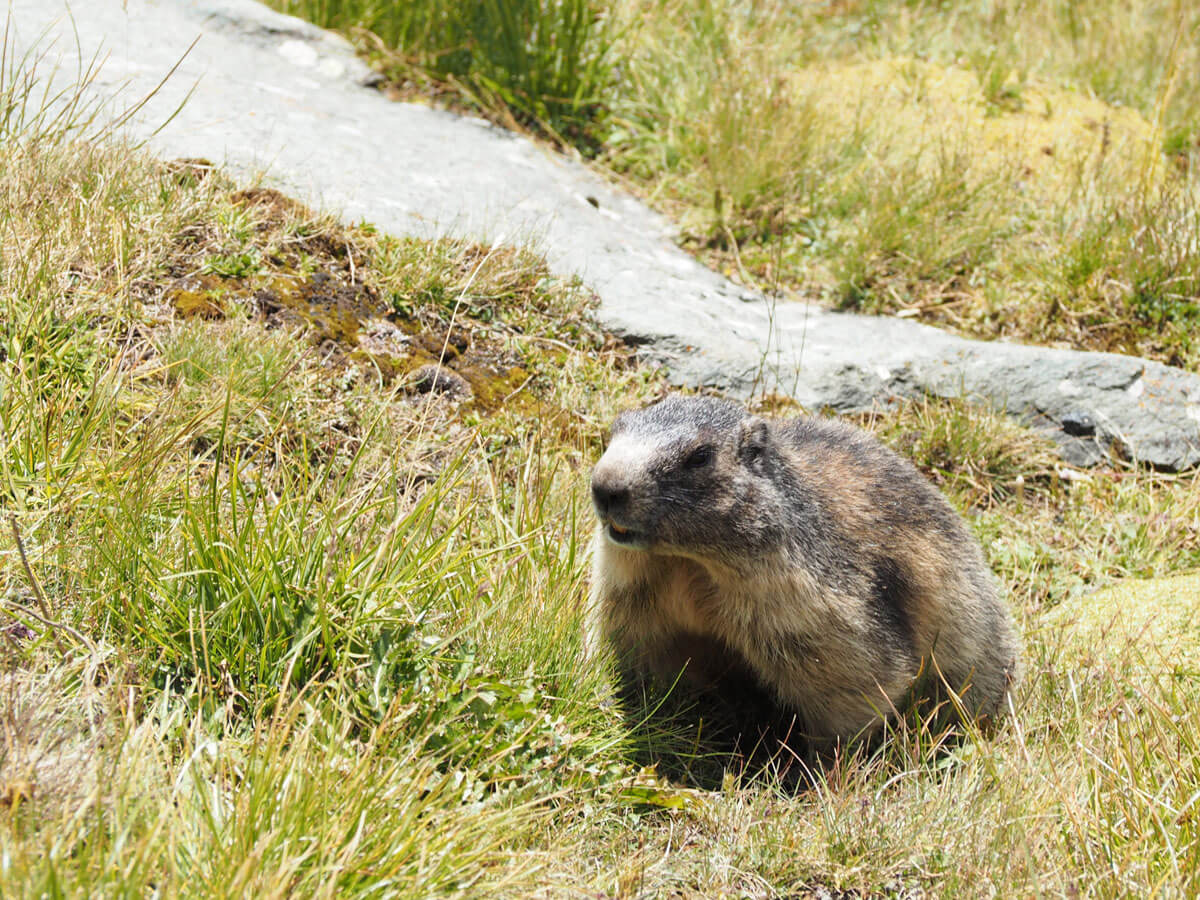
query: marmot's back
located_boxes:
[589,395,1021,753]
[774,416,1020,723]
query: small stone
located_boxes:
[1054,435,1106,468]
[409,364,472,400]
[1061,409,1096,437]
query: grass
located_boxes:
[2,23,1200,900]
[600,0,1200,367]
[270,0,1200,370]
[270,0,615,148]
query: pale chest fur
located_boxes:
[654,558,719,635]
[589,530,718,640]
[592,531,919,737]
[594,530,870,663]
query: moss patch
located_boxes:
[1046,571,1200,676]
[792,57,1161,202]
[160,187,600,416]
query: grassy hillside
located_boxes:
[271,0,1200,369]
[2,10,1200,898]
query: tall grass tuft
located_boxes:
[272,0,615,146]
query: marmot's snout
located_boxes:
[590,475,629,518]
[591,448,650,547]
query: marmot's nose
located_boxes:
[591,478,630,516]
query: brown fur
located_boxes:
[587,396,1021,759]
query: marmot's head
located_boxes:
[590,395,789,560]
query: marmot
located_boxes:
[588,395,1021,759]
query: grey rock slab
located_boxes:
[12,0,1200,469]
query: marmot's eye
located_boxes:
[684,445,714,469]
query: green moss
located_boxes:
[1048,571,1200,676]
[170,287,226,319]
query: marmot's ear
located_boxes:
[737,416,771,464]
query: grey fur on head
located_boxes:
[588,394,1022,759]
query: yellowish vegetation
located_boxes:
[1048,570,1200,672]
[792,57,1161,202]
[271,0,1200,364]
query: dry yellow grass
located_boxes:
[792,57,1162,203]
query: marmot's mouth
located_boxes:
[605,521,645,546]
